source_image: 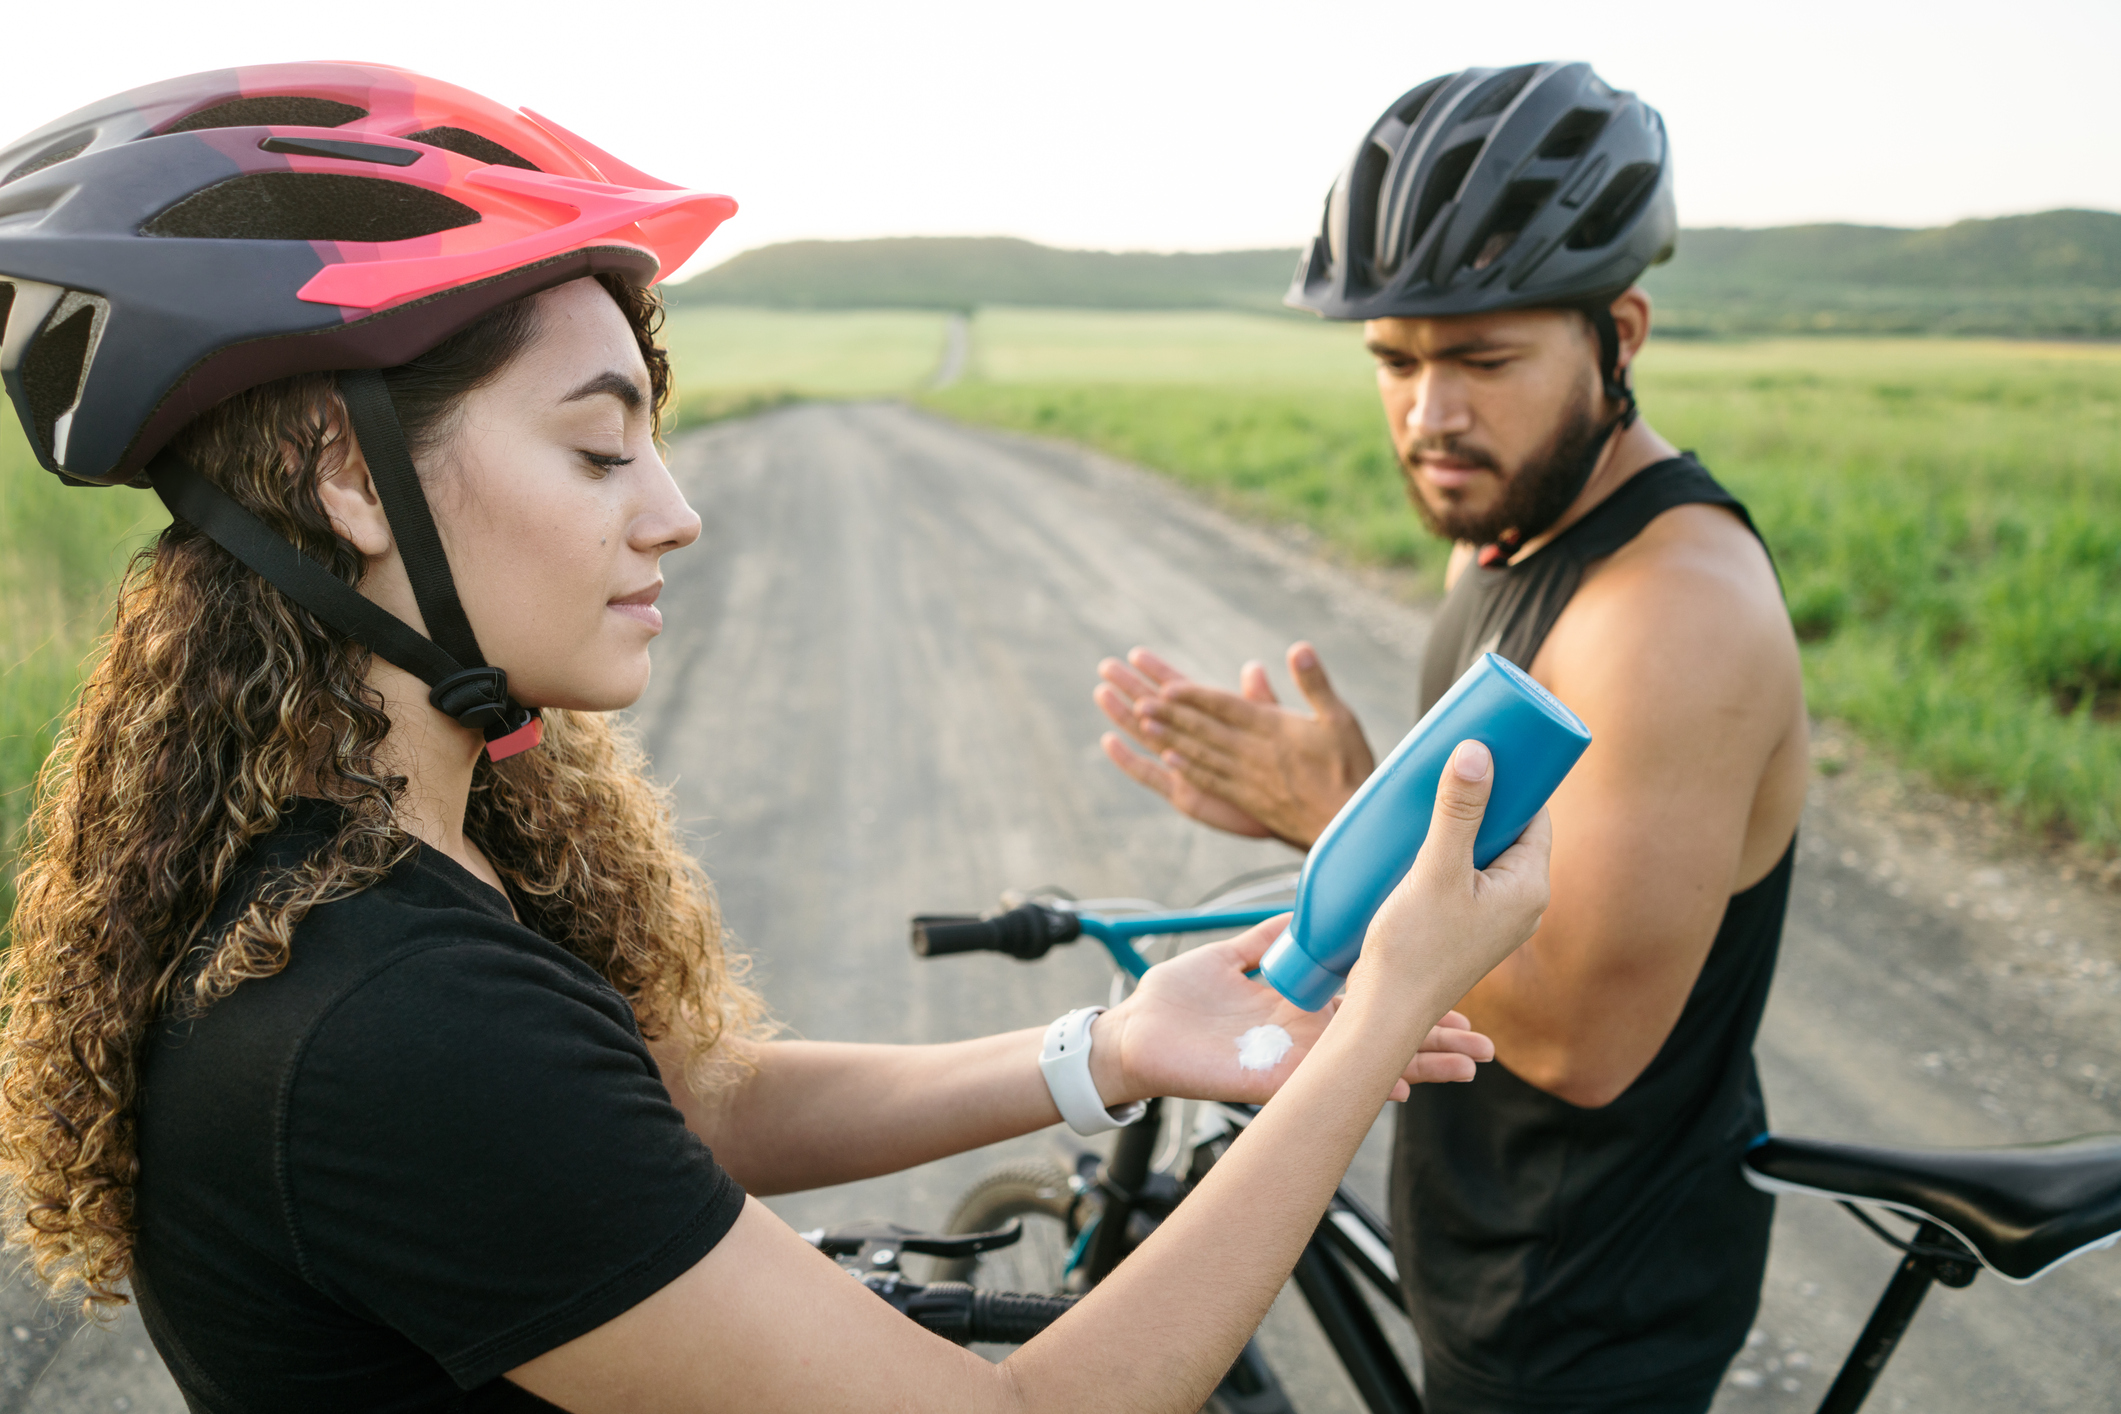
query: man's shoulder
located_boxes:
[1568,494,1786,645]
[1538,494,1799,730]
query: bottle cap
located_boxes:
[1259,927,1344,1012]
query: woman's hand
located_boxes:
[1090,917,1493,1107]
[1347,739,1553,1022]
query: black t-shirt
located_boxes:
[133,801,746,1412]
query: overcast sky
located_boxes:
[7,0,2116,277]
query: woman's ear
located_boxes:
[316,423,393,560]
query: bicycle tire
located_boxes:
[940,1159,1298,1414]
[936,1159,1080,1286]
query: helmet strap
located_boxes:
[1580,300,1639,431]
[144,378,543,760]
[333,370,539,756]
[335,371,488,672]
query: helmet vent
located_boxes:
[1463,66,1538,121]
[1403,140,1483,264]
[1538,108,1609,161]
[1566,162,1660,251]
[3,136,91,187]
[404,127,540,171]
[140,172,483,242]
[23,298,98,461]
[1391,76,1452,128]
[1345,141,1392,274]
[1468,180,1557,271]
[165,96,368,134]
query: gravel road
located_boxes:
[5,401,2114,1411]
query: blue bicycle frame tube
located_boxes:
[1069,905,1289,979]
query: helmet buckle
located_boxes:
[429,666,513,731]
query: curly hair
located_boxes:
[0,275,768,1310]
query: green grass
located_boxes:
[659,305,953,415]
[925,324,2121,853]
[0,418,165,918]
[965,307,1369,385]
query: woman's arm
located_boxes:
[516,741,1548,1413]
[656,945,1493,1196]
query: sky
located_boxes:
[6,0,2117,277]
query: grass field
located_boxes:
[0,418,164,915]
[659,305,952,417]
[924,312,2121,852]
[965,307,1369,385]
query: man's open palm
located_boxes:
[1094,642,1377,848]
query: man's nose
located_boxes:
[1407,370,1474,441]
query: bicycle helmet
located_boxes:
[1287,62,1674,326]
[0,62,737,757]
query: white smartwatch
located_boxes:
[1039,1006,1146,1136]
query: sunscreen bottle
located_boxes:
[1257,652,1591,1011]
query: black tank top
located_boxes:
[1391,456,1792,1407]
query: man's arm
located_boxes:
[1458,505,1807,1107]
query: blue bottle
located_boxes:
[1257,653,1591,1011]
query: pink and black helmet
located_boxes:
[0,63,738,756]
[0,60,733,486]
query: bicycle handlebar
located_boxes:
[862,1273,1077,1344]
[909,903,1082,960]
[910,900,1288,981]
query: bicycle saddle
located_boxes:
[1744,1132,2121,1282]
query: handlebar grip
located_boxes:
[909,904,1082,961]
[968,1289,1077,1344]
[902,1281,1077,1344]
[909,916,1003,957]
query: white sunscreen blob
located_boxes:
[1235,1024,1295,1072]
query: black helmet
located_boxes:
[1287,62,1675,323]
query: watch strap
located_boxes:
[1039,1006,1146,1136]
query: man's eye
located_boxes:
[1466,359,1510,372]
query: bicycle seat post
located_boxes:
[1817,1221,1979,1414]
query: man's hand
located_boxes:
[1090,916,1493,1107]
[1095,643,1376,849]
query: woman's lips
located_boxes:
[609,584,663,632]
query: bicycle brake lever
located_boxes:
[807,1218,1024,1260]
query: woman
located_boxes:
[0,65,1550,1411]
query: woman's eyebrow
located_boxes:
[560,370,644,410]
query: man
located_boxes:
[1094,63,1808,1412]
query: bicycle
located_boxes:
[900,867,2121,1414]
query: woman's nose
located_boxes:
[633,459,702,552]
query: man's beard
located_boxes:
[1401,387,1610,548]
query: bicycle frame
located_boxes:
[1063,904,1288,980]
[1065,1095,1424,1414]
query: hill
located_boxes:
[1644,210,2121,337]
[668,237,1296,313]
[668,211,2121,338]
